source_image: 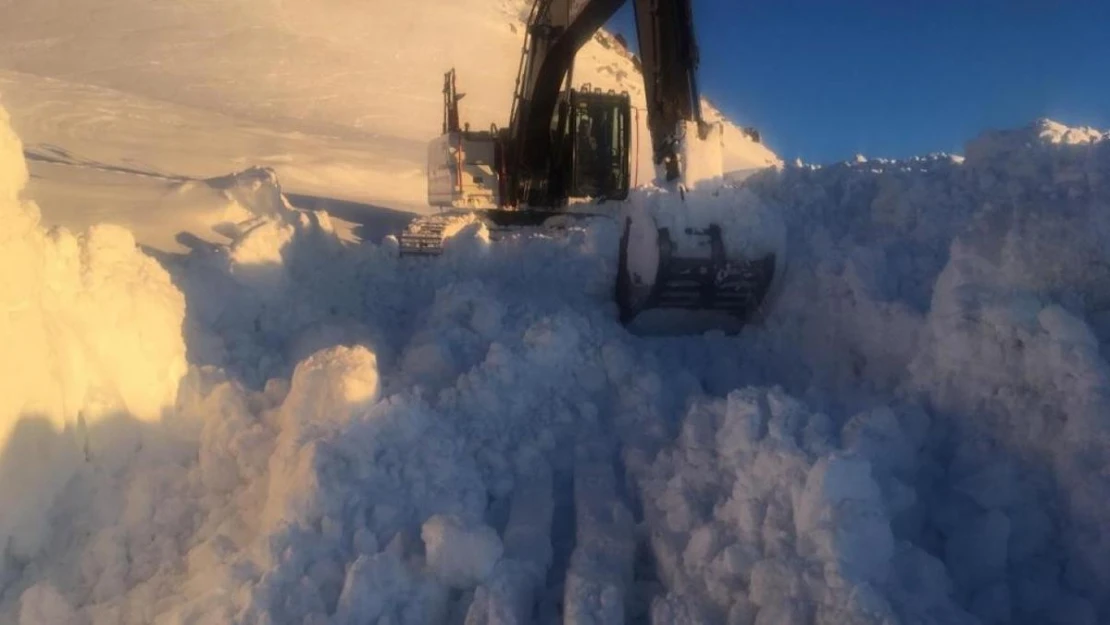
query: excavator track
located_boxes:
[397,209,603,257]
[397,213,461,257]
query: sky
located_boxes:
[605,1,1110,165]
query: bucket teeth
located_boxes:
[650,254,776,314]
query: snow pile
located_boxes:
[640,388,974,624]
[734,152,969,401]
[439,213,493,258]
[903,120,1110,624]
[422,514,504,589]
[720,118,1110,623]
[5,113,1110,625]
[164,181,393,387]
[195,166,292,219]
[159,166,295,251]
[0,101,187,560]
[582,116,1110,623]
[225,344,488,625]
[7,334,482,625]
[628,184,787,263]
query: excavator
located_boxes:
[399,0,782,333]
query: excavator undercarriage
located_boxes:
[399,0,782,333]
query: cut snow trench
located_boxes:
[5,97,1110,625]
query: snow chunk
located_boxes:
[421,514,504,589]
[333,549,446,625]
[441,214,492,257]
[284,345,379,418]
[18,583,78,625]
[796,454,893,585]
[229,217,296,293]
[199,166,292,218]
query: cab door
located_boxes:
[569,91,631,201]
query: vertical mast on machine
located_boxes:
[443,68,463,134]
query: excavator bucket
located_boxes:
[614,122,785,335]
[616,213,781,335]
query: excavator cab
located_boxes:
[558,88,631,202]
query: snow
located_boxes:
[637,389,948,625]
[0,101,188,563]
[619,182,788,334]
[5,92,1110,624]
[2,1,1110,624]
[628,183,788,262]
[0,0,774,234]
[464,467,554,624]
[422,514,504,589]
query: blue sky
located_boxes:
[605,1,1109,164]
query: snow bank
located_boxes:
[6,113,1110,625]
[0,101,187,559]
[728,118,1110,623]
[640,389,973,624]
[422,514,503,588]
[902,120,1110,624]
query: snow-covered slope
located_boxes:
[0,0,775,231]
[5,83,1110,625]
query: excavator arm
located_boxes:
[630,0,706,181]
[509,0,625,180]
[506,0,708,205]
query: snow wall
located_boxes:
[0,102,188,561]
[3,93,1110,625]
